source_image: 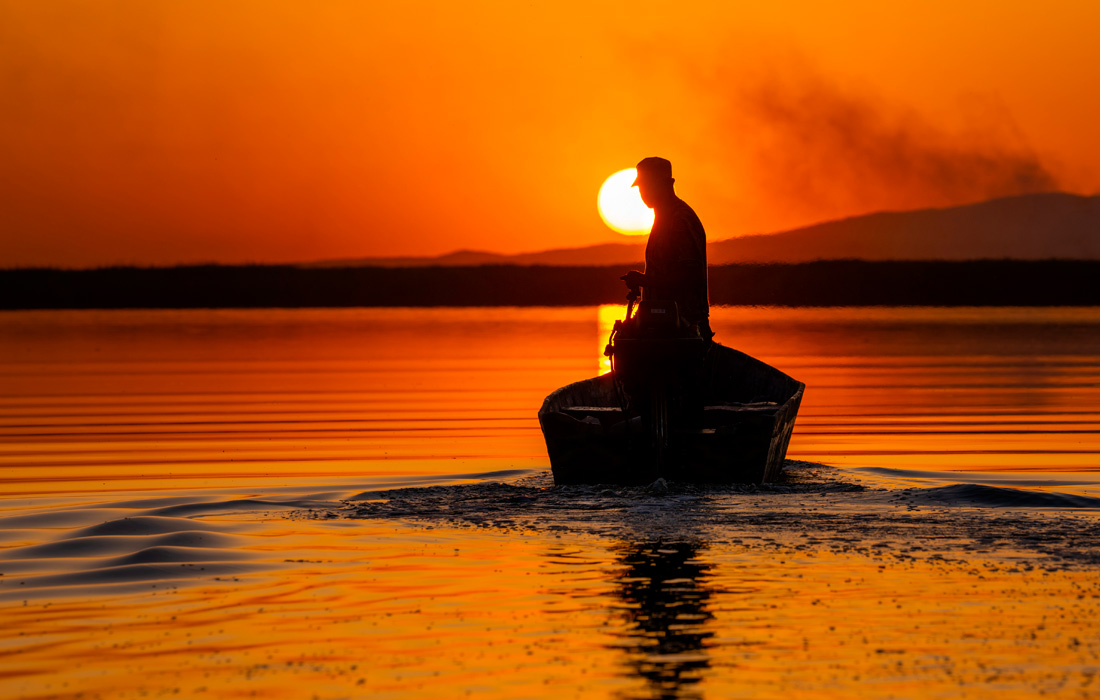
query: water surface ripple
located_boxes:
[2,306,1100,699]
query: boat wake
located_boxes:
[294,461,1100,573]
[900,483,1100,509]
[0,497,333,599]
[5,462,1100,601]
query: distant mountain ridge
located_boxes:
[306,192,1100,268]
[714,192,1100,263]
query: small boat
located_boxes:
[538,338,805,486]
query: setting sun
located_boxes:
[597,169,654,235]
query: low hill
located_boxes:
[711,192,1100,263]
[306,192,1100,267]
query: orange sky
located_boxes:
[2,1,1098,268]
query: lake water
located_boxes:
[2,306,1100,699]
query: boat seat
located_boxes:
[703,403,779,413]
[563,406,624,412]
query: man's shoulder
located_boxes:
[670,198,705,232]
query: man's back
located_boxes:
[643,196,709,328]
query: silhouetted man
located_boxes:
[622,157,712,340]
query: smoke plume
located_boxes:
[722,66,1059,225]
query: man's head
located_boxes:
[631,157,676,209]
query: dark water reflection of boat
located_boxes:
[606,541,716,699]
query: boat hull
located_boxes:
[538,343,804,485]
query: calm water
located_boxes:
[2,306,1100,699]
[3,306,1099,495]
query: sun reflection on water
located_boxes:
[598,304,627,375]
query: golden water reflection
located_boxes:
[2,306,1099,498]
[4,514,1100,698]
[4,307,1100,698]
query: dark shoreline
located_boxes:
[3,260,1100,309]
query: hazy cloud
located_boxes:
[722,66,1059,226]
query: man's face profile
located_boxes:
[635,177,660,210]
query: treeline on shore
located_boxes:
[3,260,1100,309]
